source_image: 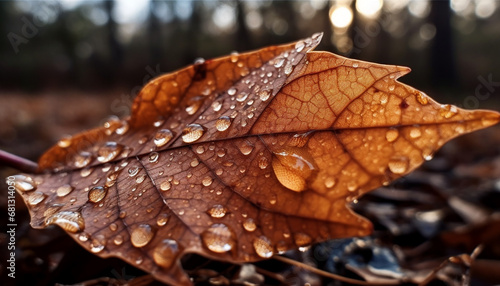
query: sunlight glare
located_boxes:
[356,0,383,18]
[330,6,353,28]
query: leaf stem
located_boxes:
[273,255,401,285]
[0,149,38,173]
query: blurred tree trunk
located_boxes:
[148,1,161,66]
[104,0,122,84]
[235,0,251,51]
[430,0,456,87]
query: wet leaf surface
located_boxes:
[10,33,500,285]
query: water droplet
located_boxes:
[190,158,199,167]
[149,152,159,163]
[136,175,146,184]
[422,148,434,161]
[217,148,226,157]
[238,141,254,156]
[325,177,336,188]
[78,233,89,242]
[236,92,248,102]
[196,145,205,154]
[159,180,171,191]
[294,232,312,249]
[153,239,180,269]
[284,63,293,75]
[28,191,47,206]
[230,51,239,63]
[186,96,204,115]
[243,218,256,232]
[439,104,458,119]
[74,151,92,168]
[80,168,94,178]
[97,142,123,163]
[128,166,141,177]
[295,40,305,52]
[274,57,285,68]
[409,127,422,138]
[388,85,395,91]
[116,121,129,135]
[216,116,231,132]
[57,135,72,148]
[182,124,205,143]
[202,176,213,187]
[46,211,85,233]
[113,235,124,245]
[259,90,271,102]
[385,129,399,142]
[56,184,74,197]
[201,224,236,253]
[207,204,227,218]
[352,62,359,68]
[154,129,173,148]
[12,175,36,192]
[215,169,223,176]
[388,156,409,174]
[416,92,429,105]
[153,118,165,128]
[131,224,155,248]
[258,157,269,169]
[109,223,118,232]
[90,235,106,253]
[212,100,222,112]
[347,181,357,192]
[228,87,237,96]
[157,213,169,226]
[253,236,273,258]
[272,147,318,192]
[88,186,108,203]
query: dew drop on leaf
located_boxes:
[149,152,159,163]
[274,58,285,68]
[80,168,94,178]
[207,204,227,218]
[46,211,85,233]
[439,104,458,119]
[57,136,72,148]
[258,157,269,169]
[182,124,205,143]
[388,156,409,174]
[131,224,155,248]
[242,218,256,232]
[154,129,173,148]
[202,176,213,187]
[28,191,46,206]
[410,127,422,139]
[113,235,124,246]
[293,232,312,250]
[90,235,106,253]
[88,186,108,203]
[238,141,254,156]
[97,142,123,163]
[201,223,236,253]
[13,174,36,192]
[324,177,336,188]
[259,90,271,102]
[160,181,171,191]
[253,236,273,258]
[153,239,180,269]
[157,213,169,226]
[74,151,92,168]
[215,116,231,132]
[56,184,74,197]
[272,147,318,192]
[128,166,141,177]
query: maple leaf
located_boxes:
[11,33,500,285]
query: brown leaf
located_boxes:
[12,33,500,285]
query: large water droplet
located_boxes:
[201,224,236,253]
[160,181,171,191]
[388,156,409,174]
[284,63,293,75]
[46,211,85,233]
[131,224,155,248]
[153,239,180,269]
[185,96,204,115]
[116,121,129,135]
[57,135,72,148]
[216,116,231,132]
[128,166,141,177]
[157,213,170,226]
[202,176,213,187]
[207,204,227,218]
[80,168,94,178]
[182,124,205,143]
[113,235,124,246]
[56,184,74,197]
[74,151,92,168]
[259,90,271,102]
[295,40,305,52]
[324,177,336,188]
[409,127,422,138]
[236,92,248,102]
[88,186,108,203]
[228,87,237,96]
[242,218,256,232]
[97,142,123,163]
[385,129,399,142]
[90,235,106,253]
[154,129,173,148]
[293,232,312,250]
[274,58,285,68]
[272,147,318,192]
[258,157,269,169]
[28,191,46,206]
[149,152,159,163]
[13,175,36,192]
[253,236,273,258]
[238,141,254,156]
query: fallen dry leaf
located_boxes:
[11,33,500,285]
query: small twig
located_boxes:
[0,149,38,173]
[273,255,401,285]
